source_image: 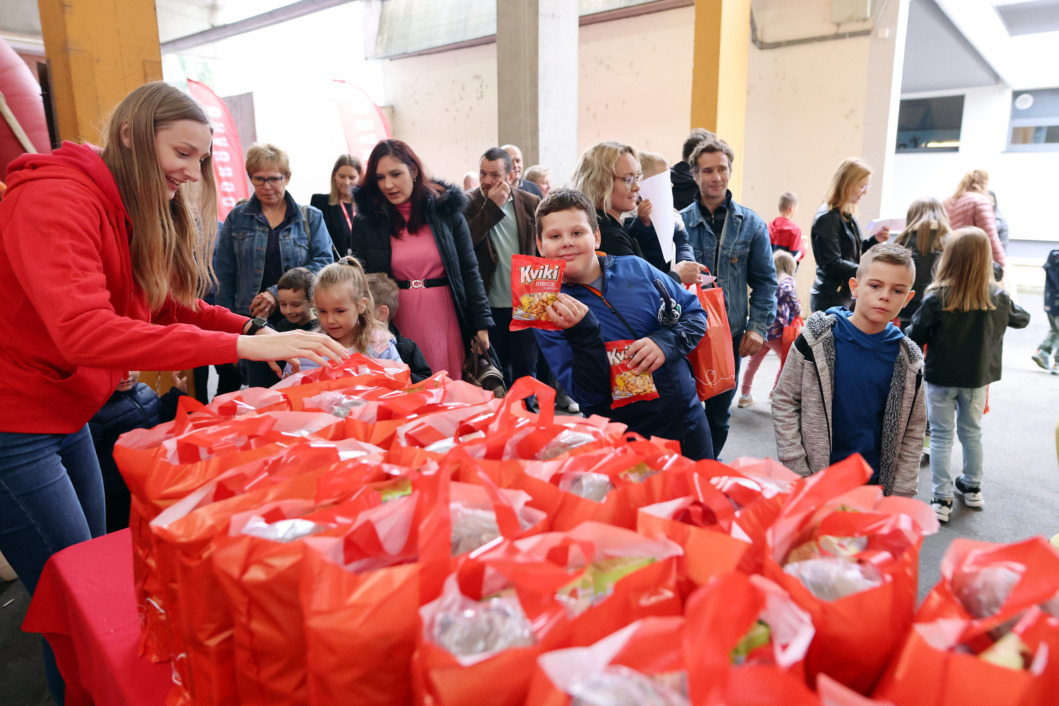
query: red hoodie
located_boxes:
[0,142,247,433]
[768,216,804,261]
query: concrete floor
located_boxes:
[1,293,1056,705]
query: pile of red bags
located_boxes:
[113,356,1059,705]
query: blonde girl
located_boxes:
[905,227,1030,523]
[809,157,888,312]
[295,257,402,371]
[894,197,950,327]
[944,169,1005,269]
[0,81,345,700]
[739,250,801,407]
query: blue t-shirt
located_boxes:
[827,307,904,481]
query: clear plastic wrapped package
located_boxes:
[954,563,1023,620]
[783,557,883,601]
[568,665,689,706]
[537,429,601,460]
[559,472,615,503]
[430,594,535,662]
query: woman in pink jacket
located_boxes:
[943,169,1006,270]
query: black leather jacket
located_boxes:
[810,208,877,300]
[904,284,1031,387]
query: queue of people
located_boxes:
[0,81,1045,703]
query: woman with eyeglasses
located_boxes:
[809,157,889,312]
[215,143,335,385]
[570,141,646,258]
[351,139,492,380]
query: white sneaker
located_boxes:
[955,477,984,508]
[931,498,953,523]
[737,394,754,408]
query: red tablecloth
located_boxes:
[22,529,171,706]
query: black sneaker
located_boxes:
[954,476,984,508]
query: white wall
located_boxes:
[379,7,696,186]
[887,85,1056,243]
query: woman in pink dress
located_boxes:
[351,140,492,379]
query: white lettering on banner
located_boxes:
[204,106,222,118]
[213,136,229,147]
[607,346,629,366]
[518,264,561,284]
[220,182,235,192]
[221,197,236,207]
[218,167,234,178]
[214,123,227,134]
[214,152,231,162]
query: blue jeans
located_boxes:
[703,332,743,459]
[925,384,987,499]
[0,425,106,704]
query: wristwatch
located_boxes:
[246,316,268,335]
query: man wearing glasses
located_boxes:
[680,137,777,458]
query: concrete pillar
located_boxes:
[690,0,751,199]
[38,0,163,144]
[496,0,578,183]
[860,0,910,222]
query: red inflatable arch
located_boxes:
[0,38,50,176]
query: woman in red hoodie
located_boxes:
[0,82,346,700]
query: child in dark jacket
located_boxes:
[532,189,712,460]
[1031,249,1059,374]
[89,371,185,532]
[905,227,1031,523]
[250,267,320,387]
[366,272,433,382]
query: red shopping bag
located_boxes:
[684,572,817,706]
[525,616,688,706]
[685,277,736,401]
[762,455,940,694]
[780,315,805,368]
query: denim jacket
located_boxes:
[679,196,777,338]
[215,193,334,316]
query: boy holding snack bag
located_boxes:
[529,188,713,460]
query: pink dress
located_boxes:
[390,202,465,380]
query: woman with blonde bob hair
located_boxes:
[809,157,888,312]
[571,141,646,257]
[894,197,950,326]
[943,169,1005,270]
[0,82,346,700]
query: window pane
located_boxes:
[896,95,964,152]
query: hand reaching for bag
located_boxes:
[236,329,350,376]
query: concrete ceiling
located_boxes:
[902,0,1000,93]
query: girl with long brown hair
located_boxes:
[894,197,950,326]
[905,227,1030,523]
[0,82,346,701]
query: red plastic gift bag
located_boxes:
[780,315,805,368]
[685,277,736,401]
[684,572,817,706]
[762,455,939,694]
[525,616,688,706]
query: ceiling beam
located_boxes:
[160,0,355,53]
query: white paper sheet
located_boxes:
[637,172,676,264]
[866,217,906,237]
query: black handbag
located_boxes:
[462,338,507,398]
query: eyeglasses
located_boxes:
[613,173,644,190]
[251,175,286,187]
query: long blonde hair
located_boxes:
[313,257,388,354]
[824,158,871,214]
[101,82,217,312]
[950,169,989,202]
[571,141,638,217]
[927,227,996,312]
[895,197,949,257]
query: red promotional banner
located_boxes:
[187,80,249,223]
[332,80,391,164]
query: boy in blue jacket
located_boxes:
[532,189,713,460]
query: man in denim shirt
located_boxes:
[679,138,777,457]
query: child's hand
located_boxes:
[672,260,709,284]
[637,198,653,226]
[545,293,588,330]
[627,337,665,374]
[170,371,188,394]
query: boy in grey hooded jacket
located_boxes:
[771,244,926,497]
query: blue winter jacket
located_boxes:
[679,196,777,339]
[534,255,706,444]
[215,193,334,316]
